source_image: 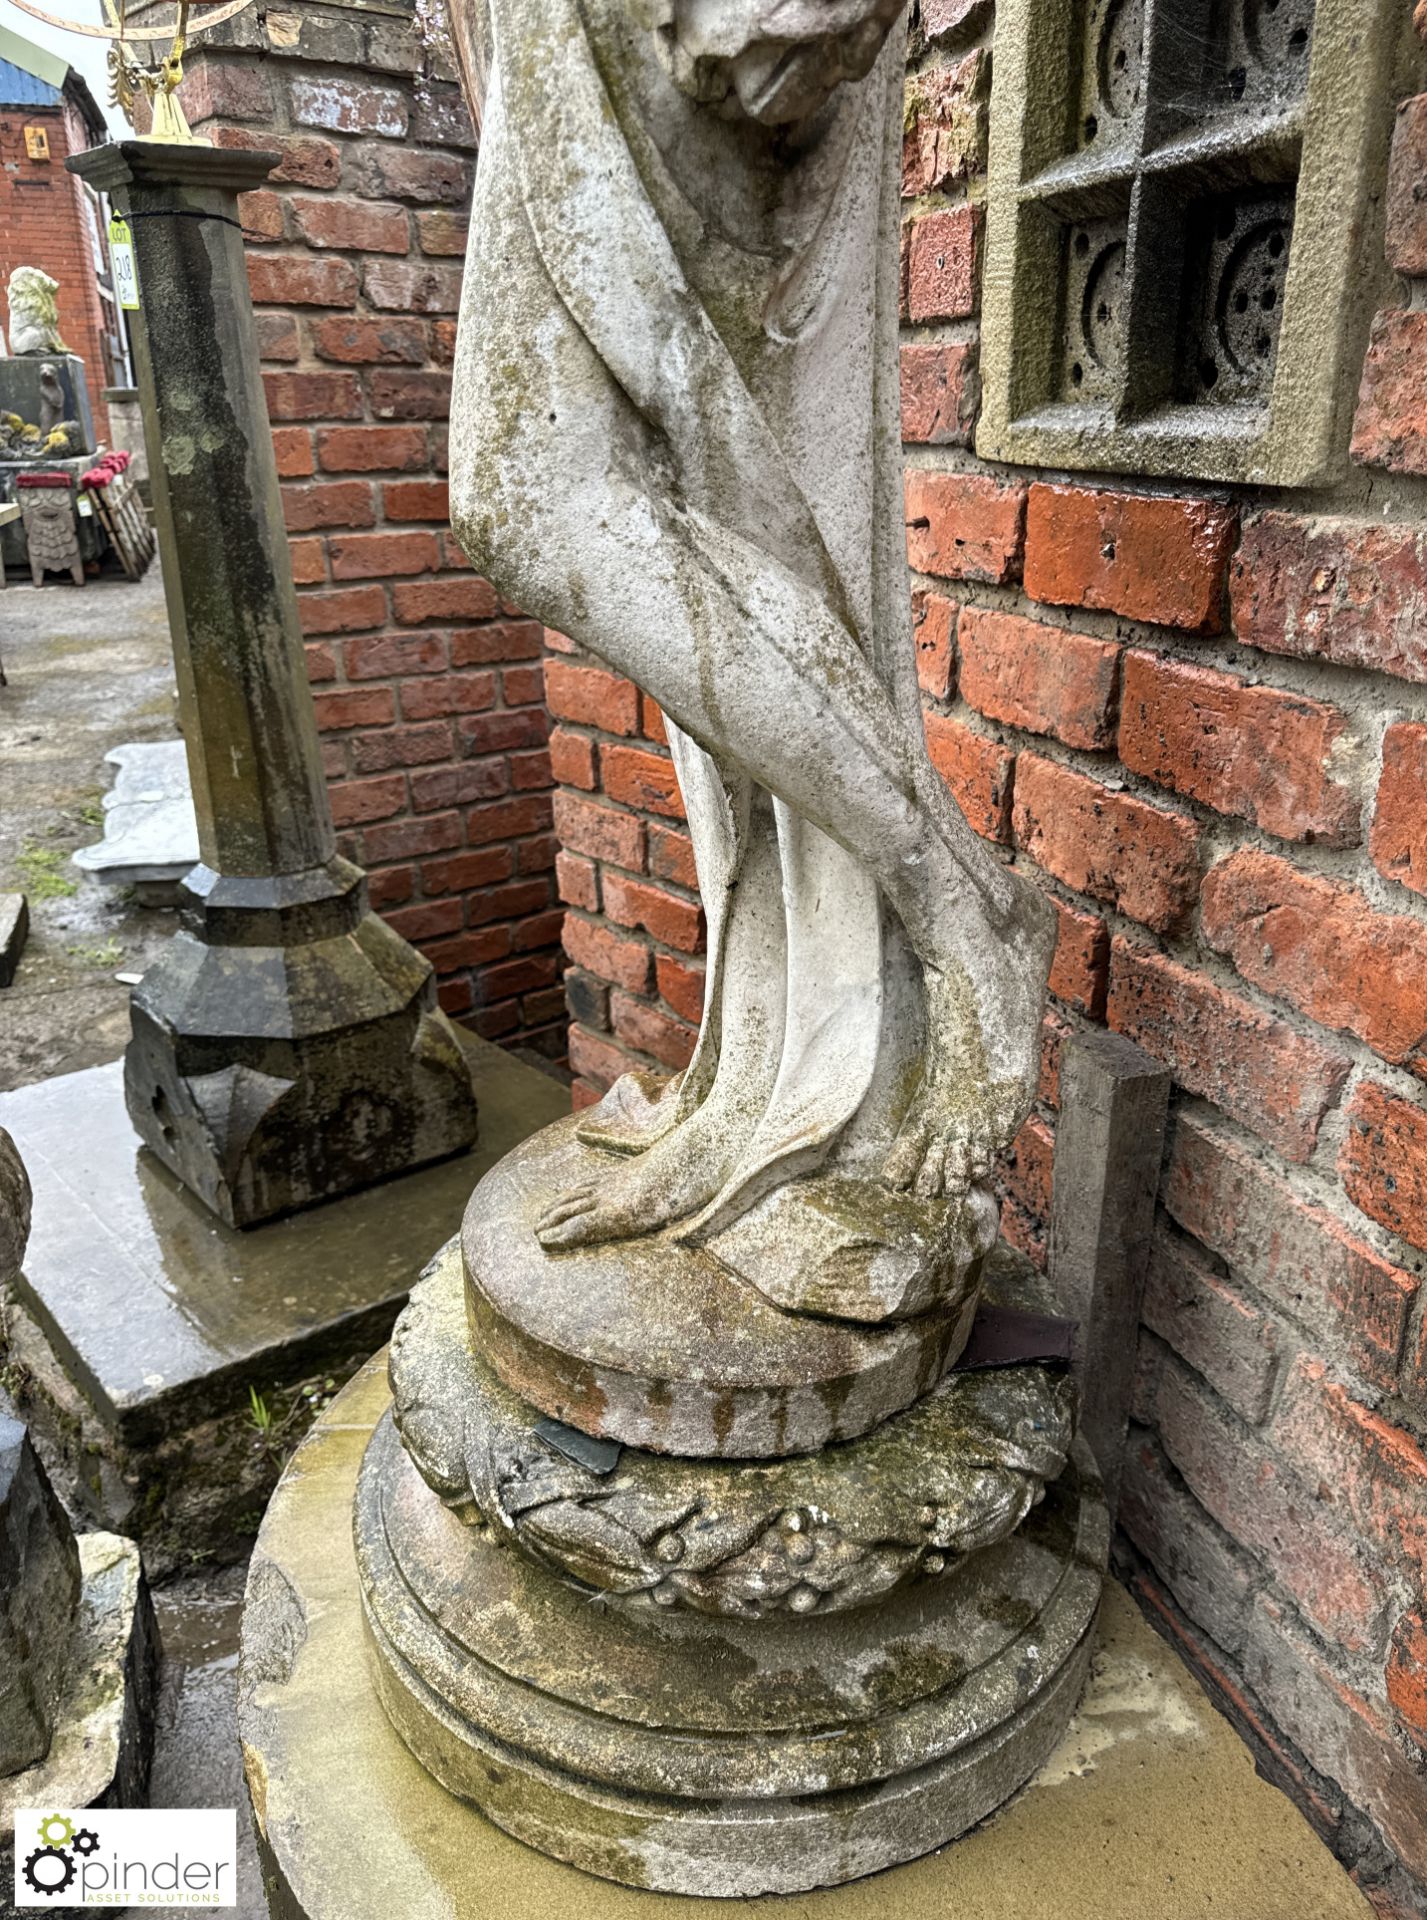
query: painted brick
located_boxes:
[601,744,686,819]
[1143,1229,1280,1423]
[364,259,463,312]
[1120,652,1359,846]
[1012,754,1201,934]
[290,75,407,137]
[1272,1355,1427,1576]
[923,712,1014,841]
[911,589,957,699]
[602,873,704,953]
[1046,896,1109,1019]
[1231,514,1427,685]
[900,342,977,447]
[1166,1110,1417,1395]
[1352,310,1427,478]
[1108,939,1350,1163]
[1203,850,1427,1075]
[1340,1082,1427,1255]
[1024,483,1238,633]
[905,470,1026,585]
[1152,1361,1391,1654]
[545,660,642,736]
[957,606,1119,750]
[901,52,987,195]
[553,792,646,870]
[905,206,980,322]
[1372,724,1427,898]
[1119,1437,1255,1652]
[563,915,653,994]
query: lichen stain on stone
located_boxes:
[163,435,197,476]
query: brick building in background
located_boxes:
[543,5,1427,1915]
[0,24,118,445]
[174,5,563,1053]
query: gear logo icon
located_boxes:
[72,1827,100,1856]
[22,1844,76,1897]
[36,1814,74,1848]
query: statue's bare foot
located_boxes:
[574,1068,686,1157]
[537,1102,736,1249]
[884,901,1054,1201]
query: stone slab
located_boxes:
[73,741,198,894]
[239,1356,1373,1920]
[0,1037,568,1560]
[0,1416,81,1773]
[463,1115,980,1457]
[0,1531,158,1915]
[0,894,26,989]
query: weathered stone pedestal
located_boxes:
[234,1086,1103,1900]
[67,142,477,1228]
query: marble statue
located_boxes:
[299,1,1104,1899]
[445,0,1055,1319]
[6,270,69,357]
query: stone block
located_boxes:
[0,1419,80,1775]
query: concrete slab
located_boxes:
[73,741,198,901]
[240,1355,1374,1920]
[0,1037,569,1565]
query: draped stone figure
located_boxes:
[446,0,1054,1321]
[325,11,1106,1895]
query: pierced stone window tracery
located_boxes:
[976,0,1399,486]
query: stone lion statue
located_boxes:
[6,268,69,357]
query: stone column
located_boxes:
[68,142,477,1228]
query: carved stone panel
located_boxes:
[978,0,1400,485]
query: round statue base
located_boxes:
[353,1254,1107,1899]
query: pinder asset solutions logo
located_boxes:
[14,1809,236,1907]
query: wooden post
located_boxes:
[1049,1029,1171,1520]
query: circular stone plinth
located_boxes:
[461,1115,981,1457]
[391,1249,1080,1618]
[356,1401,1107,1897]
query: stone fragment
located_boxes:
[0,893,26,989]
[0,1419,81,1774]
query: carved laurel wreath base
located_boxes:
[388,1255,1076,1619]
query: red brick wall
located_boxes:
[0,98,113,446]
[548,12,1427,1913]
[177,17,563,1052]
